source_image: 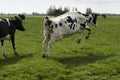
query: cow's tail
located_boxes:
[43,16,51,37]
[44,16,49,22]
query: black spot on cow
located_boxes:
[49,25,54,33]
[55,24,58,28]
[64,21,67,23]
[88,17,92,23]
[69,25,72,29]
[80,23,86,28]
[75,18,77,23]
[73,24,76,30]
[69,25,71,27]
[50,25,54,28]
[67,16,73,23]
[73,27,75,30]
[48,21,52,26]
[73,24,75,27]
[77,12,81,14]
[59,22,62,26]
[45,20,52,26]
[67,16,78,29]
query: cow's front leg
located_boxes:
[1,40,7,57]
[11,35,17,55]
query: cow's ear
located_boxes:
[44,16,52,26]
[45,16,49,21]
[14,16,19,20]
[14,16,22,21]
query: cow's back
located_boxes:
[0,21,10,38]
[49,12,87,35]
[52,12,86,20]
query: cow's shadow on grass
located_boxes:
[53,53,115,68]
[0,53,33,68]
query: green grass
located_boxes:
[0,15,120,80]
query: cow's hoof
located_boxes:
[42,55,46,58]
[85,35,89,39]
[14,53,19,56]
[3,53,7,58]
[77,39,81,43]
[14,51,19,56]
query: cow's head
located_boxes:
[85,8,98,27]
[85,10,106,28]
[88,13,106,28]
[84,13,98,28]
[14,16,25,31]
[89,13,98,27]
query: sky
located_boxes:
[0,0,120,14]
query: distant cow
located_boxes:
[66,11,106,29]
[0,16,25,57]
[85,8,106,27]
[42,12,91,58]
[84,13,106,27]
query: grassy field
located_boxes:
[0,15,120,80]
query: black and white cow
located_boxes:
[42,12,91,58]
[85,13,106,27]
[0,16,25,57]
[85,8,106,27]
[57,11,106,28]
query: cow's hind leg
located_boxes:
[42,35,50,58]
[1,40,7,57]
[47,40,55,57]
[11,35,18,55]
[85,28,91,39]
[77,30,84,43]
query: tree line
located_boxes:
[0,6,119,16]
[46,5,70,16]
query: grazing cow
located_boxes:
[85,8,106,27]
[64,11,106,29]
[42,12,91,58]
[84,13,106,27]
[0,16,25,57]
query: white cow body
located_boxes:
[42,12,91,57]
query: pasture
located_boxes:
[0,15,120,80]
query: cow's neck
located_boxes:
[9,20,17,35]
